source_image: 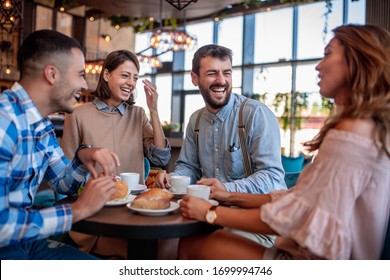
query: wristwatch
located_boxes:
[75,144,93,160]
[205,205,218,224]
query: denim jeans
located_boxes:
[0,239,97,260]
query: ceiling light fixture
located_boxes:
[101,34,111,42]
[150,29,196,51]
[0,0,22,34]
[164,0,198,11]
[150,0,196,52]
[138,0,197,69]
[85,61,103,75]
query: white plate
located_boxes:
[130,184,147,194]
[126,201,180,216]
[105,194,137,206]
[177,198,219,206]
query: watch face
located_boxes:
[206,210,217,224]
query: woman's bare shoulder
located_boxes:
[334,119,376,138]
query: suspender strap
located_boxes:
[194,99,253,177]
[194,108,205,157]
[238,99,253,176]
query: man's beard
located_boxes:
[199,84,232,110]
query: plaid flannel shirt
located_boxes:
[0,83,88,247]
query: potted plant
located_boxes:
[161,121,180,137]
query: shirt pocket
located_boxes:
[224,148,246,180]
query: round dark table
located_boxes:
[61,196,219,259]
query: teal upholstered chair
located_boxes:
[281,153,306,189]
[284,172,301,189]
[281,153,305,173]
[143,157,151,181]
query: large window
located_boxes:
[35,5,53,30]
[56,11,73,36]
[218,16,243,66]
[135,0,365,155]
[184,21,214,71]
[297,1,343,59]
[255,9,293,63]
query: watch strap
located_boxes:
[75,144,93,160]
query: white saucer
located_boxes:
[169,191,186,198]
[177,199,219,206]
[130,184,147,194]
[126,201,180,216]
[105,194,136,206]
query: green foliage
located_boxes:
[273,92,309,131]
[162,121,180,135]
[108,16,179,32]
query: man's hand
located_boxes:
[77,147,120,179]
[71,176,116,223]
[155,171,171,189]
[196,178,226,193]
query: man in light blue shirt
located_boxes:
[156,44,286,248]
[157,45,286,194]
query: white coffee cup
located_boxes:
[169,175,190,194]
[186,185,210,200]
[119,172,140,190]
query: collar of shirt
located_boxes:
[206,92,238,123]
[93,98,125,115]
[11,82,45,126]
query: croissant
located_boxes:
[109,181,129,201]
[131,188,173,210]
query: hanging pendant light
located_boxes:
[0,0,23,34]
[164,0,198,11]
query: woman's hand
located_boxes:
[142,79,159,113]
[179,195,213,222]
[210,189,233,205]
[155,172,171,189]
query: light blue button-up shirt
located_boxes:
[173,93,286,194]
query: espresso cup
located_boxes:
[168,175,191,194]
[186,184,210,200]
[119,172,140,190]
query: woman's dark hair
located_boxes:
[94,50,140,106]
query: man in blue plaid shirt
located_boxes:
[0,30,121,259]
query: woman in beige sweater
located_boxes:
[61,50,171,259]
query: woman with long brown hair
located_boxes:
[178,24,390,260]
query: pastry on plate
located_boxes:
[131,188,173,210]
[109,181,128,201]
[98,172,129,201]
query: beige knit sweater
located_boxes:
[61,102,169,184]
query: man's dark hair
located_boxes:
[17,29,82,78]
[192,44,232,75]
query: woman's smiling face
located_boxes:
[104,60,139,107]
